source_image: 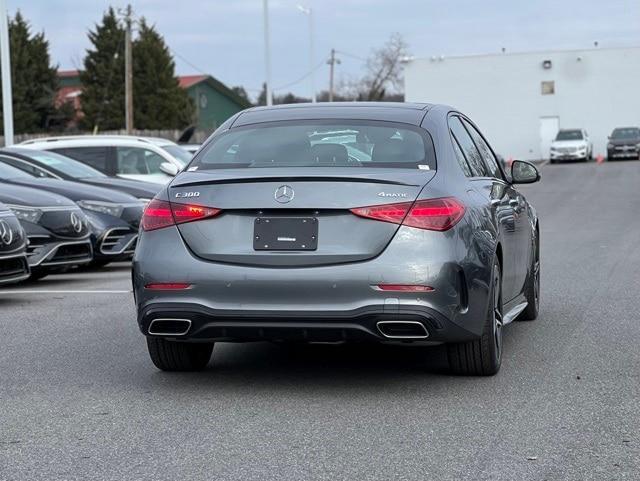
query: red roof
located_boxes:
[178,75,208,88]
[58,69,80,78]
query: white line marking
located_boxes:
[0,289,132,295]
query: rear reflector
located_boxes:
[144,283,192,290]
[141,199,221,231]
[376,284,435,292]
[351,197,465,231]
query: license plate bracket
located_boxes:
[253,217,318,251]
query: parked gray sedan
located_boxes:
[133,102,541,375]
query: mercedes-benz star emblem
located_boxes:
[70,212,83,233]
[274,185,295,204]
[0,220,13,245]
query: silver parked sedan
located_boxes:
[133,102,541,375]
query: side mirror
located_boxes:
[159,162,179,176]
[511,160,540,184]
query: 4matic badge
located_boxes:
[377,192,407,198]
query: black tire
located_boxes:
[549,159,556,164]
[27,270,49,282]
[90,259,112,268]
[447,258,503,376]
[146,337,214,371]
[519,227,540,321]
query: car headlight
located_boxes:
[8,205,43,224]
[607,143,614,149]
[550,147,557,152]
[77,200,124,217]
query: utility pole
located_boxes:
[0,0,14,145]
[262,0,273,106]
[327,48,340,102]
[124,4,134,133]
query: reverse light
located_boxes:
[351,197,465,231]
[144,283,192,290]
[141,199,221,231]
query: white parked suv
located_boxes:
[549,129,593,163]
[20,136,192,184]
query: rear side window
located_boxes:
[192,120,436,171]
[449,117,487,177]
[52,147,109,173]
[451,137,472,177]
[116,147,167,175]
[461,118,502,179]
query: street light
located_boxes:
[297,4,316,103]
[0,0,14,145]
[263,0,273,106]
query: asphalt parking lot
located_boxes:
[1,160,639,481]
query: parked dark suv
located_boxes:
[607,127,640,161]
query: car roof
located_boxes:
[19,135,177,148]
[232,102,435,127]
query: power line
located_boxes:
[273,59,325,91]
[335,49,367,62]
[169,47,262,92]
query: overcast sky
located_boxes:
[8,0,640,101]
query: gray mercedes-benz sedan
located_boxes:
[133,102,540,375]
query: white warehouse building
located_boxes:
[404,46,640,161]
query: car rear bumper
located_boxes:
[137,302,480,344]
[133,223,495,344]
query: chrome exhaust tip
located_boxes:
[376,321,429,339]
[148,318,192,336]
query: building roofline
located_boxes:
[410,45,640,63]
[185,75,252,109]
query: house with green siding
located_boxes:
[177,75,251,131]
[56,70,251,132]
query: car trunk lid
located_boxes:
[170,168,435,267]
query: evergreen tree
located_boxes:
[79,7,125,131]
[132,19,194,129]
[231,86,252,106]
[0,11,58,133]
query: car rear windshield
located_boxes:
[161,145,192,165]
[611,128,640,140]
[190,121,436,170]
[556,130,583,140]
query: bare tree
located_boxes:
[360,33,409,101]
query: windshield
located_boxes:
[191,121,436,170]
[0,161,36,179]
[611,128,640,140]
[22,150,106,178]
[556,130,583,141]
[161,145,192,165]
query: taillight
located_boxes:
[141,199,173,231]
[141,199,221,231]
[351,197,465,231]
